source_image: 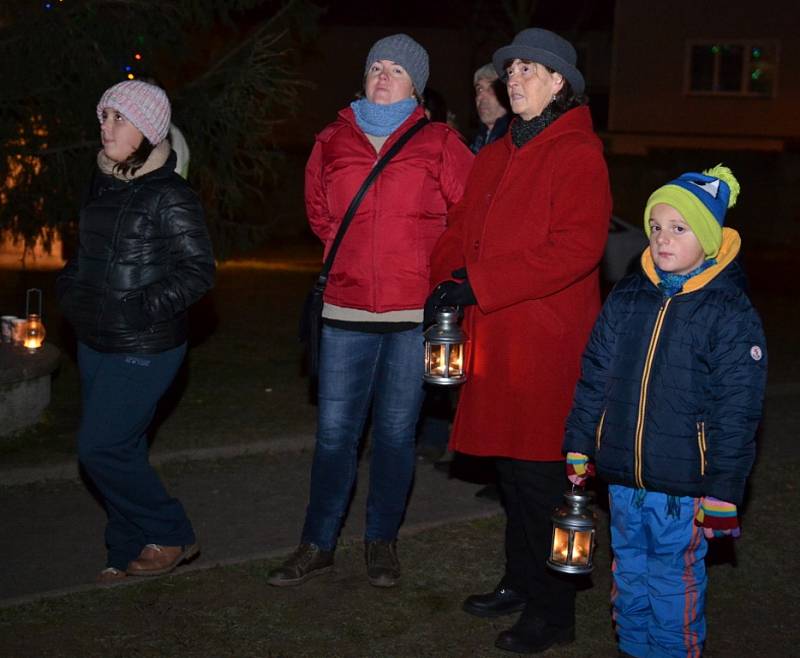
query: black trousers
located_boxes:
[495,458,576,628]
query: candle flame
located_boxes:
[24,338,42,350]
[449,345,463,374]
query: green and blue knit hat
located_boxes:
[644,164,741,258]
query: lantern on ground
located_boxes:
[547,487,596,575]
[23,288,46,353]
[423,306,467,386]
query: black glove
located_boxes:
[424,269,477,327]
[424,280,458,327]
[443,280,476,307]
[446,267,477,307]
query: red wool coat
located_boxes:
[430,106,612,461]
[305,106,473,311]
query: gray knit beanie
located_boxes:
[364,33,429,95]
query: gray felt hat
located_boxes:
[364,33,429,95]
[492,28,584,95]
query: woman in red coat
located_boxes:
[267,34,473,590]
[428,28,611,654]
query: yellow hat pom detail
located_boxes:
[703,164,740,208]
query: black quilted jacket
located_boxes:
[57,152,215,353]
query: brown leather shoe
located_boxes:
[267,543,334,587]
[96,567,128,584]
[365,539,400,588]
[126,542,200,577]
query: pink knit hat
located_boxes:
[96,80,171,145]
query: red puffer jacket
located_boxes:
[305,105,473,312]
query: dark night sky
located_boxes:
[318,0,614,31]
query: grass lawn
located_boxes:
[1,480,797,658]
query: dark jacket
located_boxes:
[563,229,767,505]
[57,149,215,353]
[469,112,511,154]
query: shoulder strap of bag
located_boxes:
[313,117,429,289]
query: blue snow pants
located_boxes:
[609,485,707,658]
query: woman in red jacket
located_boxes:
[267,34,473,589]
[427,29,611,653]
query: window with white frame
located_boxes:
[686,40,778,97]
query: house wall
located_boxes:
[609,0,800,138]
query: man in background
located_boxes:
[469,63,510,154]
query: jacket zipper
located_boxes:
[697,420,707,476]
[98,186,139,329]
[595,409,606,450]
[633,297,672,488]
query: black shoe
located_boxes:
[433,459,452,474]
[495,616,575,654]
[365,539,400,587]
[416,444,446,463]
[475,484,500,501]
[462,586,527,618]
[266,543,333,587]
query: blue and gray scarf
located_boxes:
[350,98,416,136]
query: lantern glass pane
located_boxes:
[427,343,446,376]
[448,343,463,376]
[24,316,45,350]
[550,526,570,564]
[569,530,593,565]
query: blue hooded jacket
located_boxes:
[563,228,766,505]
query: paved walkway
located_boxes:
[0,446,500,606]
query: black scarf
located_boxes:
[510,103,562,148]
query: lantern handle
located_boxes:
[26,288,43,317]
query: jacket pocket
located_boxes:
[696,421,707,476]
[595,409,607,450]
[121,291,151,331]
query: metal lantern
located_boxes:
[423,306,467,385]
[547,487,597,575]
[23,288,46,353]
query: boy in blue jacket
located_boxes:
[562,165,766,658]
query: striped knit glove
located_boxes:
[566,452,595,487]
[694,497,740,539]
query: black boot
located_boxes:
[266,543,333,587]
[495,614,575,654]
[365,539,401,588]
[463,585,527,618]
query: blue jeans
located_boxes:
[301,324,426,551]
[77,342,196,570]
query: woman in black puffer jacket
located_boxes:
[57,80,214,584]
